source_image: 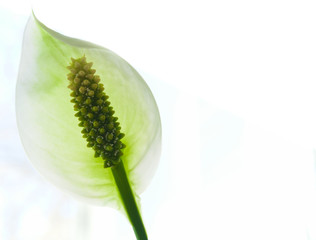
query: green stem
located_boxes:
[111,161,148,240]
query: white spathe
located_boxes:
[16,14,161,209]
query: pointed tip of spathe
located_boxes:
[28,10,102,50]
[31,9,36,18]
[30,8,48,31]
[31,8,40,24]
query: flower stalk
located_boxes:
[111,161,148,240]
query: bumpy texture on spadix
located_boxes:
[16,14,161,209]
[67,56,126,168]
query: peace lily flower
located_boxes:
[16,13,161,240]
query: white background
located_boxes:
[1,0,316,239]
